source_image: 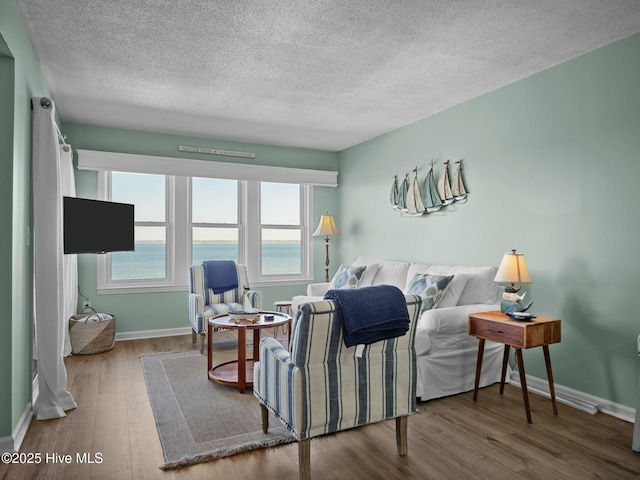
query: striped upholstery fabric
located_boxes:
[188,263,262,334]
[254,294,420,441]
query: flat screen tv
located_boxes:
[63,196,135,254]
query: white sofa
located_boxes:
[292,256,507,401]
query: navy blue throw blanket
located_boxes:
[324,285,410,348]
[202,260,238,295]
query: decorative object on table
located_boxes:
[68,306,116,355]
[229,287,260,324]
[391,159,469,217]
[494,249,533,314]
[505,311,537,321]
[312,212,340,282]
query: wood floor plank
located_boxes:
[4,334,639,480]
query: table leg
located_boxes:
[473,338,485,401]
[543,345,558,415]
[500,345,510,395]
[237,326,247,393]
[515,348,532,424]
[253,328,260,363]
[207,321,213,373]
[287,318,292,348]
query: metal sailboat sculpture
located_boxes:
[405,167,426,216]
[390,175,400,210]
[437,160,454,205]
[396,173,409,213]
[451,160,469,201]
[421,160,443,213]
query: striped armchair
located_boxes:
[253,294,421,480]
[188,262,262,353]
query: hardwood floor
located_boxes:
[2,334,639,480]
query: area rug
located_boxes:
[141,348,295,470]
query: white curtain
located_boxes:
[32,97,77,419]
[60,145,77,356]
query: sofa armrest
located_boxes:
[246,289,262,310]
[421,303,500,335]
[414,303,500,355]
[253,337,301,434]
[188,293,204,316]
[307,282,331,296]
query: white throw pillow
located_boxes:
[329,264,367,289]
[351,261,379,286]
[448,266,500,305]
[372,260,410,289]
[436,272,469,308]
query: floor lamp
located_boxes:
[313,212,340,282]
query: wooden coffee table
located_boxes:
[207,311,291,393]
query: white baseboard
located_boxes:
[0,402,34,454]
[115,326,192,342]
[508,371,636,423]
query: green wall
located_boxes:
[338,33,640,408]
[64,123,339,333]
[0,0,52,439]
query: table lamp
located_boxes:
[494,249,533,313]
[313,212,340,282]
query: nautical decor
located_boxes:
[405,168,426,217]
[451,160,469,201]
[437,160,455,206]
[389,159,469,217]
[494,250,533,315]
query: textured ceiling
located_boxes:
[16,1,640,151]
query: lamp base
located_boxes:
[500,300,533,314]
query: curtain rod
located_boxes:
[31,97,71,152]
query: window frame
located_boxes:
[97,172,314,294]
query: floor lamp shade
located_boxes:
[313,213,339,282]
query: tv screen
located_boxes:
[63,197,135,254]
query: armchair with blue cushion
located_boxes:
[254,285,421,480]
[188,260,262,353]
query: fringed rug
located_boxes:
[141,348,294,470]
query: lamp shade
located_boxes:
[312,213,340,237]
[494,250,532,284]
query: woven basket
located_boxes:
[69,307,116,355]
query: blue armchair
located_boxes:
[188,261,262,353]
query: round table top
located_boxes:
[208,310,290,329]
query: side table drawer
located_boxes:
[469,317,524,346]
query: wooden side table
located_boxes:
[207,311,291,393]
[469,311,561,423]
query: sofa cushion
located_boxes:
[329,264,367,289]
[448,265,500,305]
[355,257,409,289]
[404,273,454,315]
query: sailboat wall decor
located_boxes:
[389,159,470,217]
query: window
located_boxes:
[259,182,303,276]
[97,172,313,293]
[191,177,240,266]
[111,172,168,281]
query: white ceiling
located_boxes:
[16,1,640,152]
